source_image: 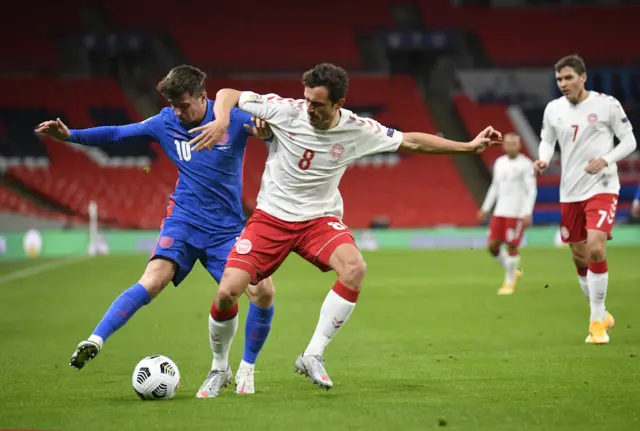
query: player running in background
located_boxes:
[632,183,640,219]
[478,133,537,295]
[186,63,502,393]
[36,65,276,395]
[534,55,637,344]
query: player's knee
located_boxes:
[487,242,500,256]
[247,277,275,308]
[588,243,606,262]
[506,244,519,256]
[339,256,367,288]
[139,258,175,297]
[217,268,251,309]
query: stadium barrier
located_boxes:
[2,226,640,261]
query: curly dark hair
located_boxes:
[554,55,586,75]
[157,65,207,100]
[301,63,349,104]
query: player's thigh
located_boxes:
[295,217,362,274]
[203,232,242,284]
[504,218,526,248]
[560,201,587,244]
[226,210,296,284]
[584,193,618,240]
[149,218,200,288]
[488,216,506,244]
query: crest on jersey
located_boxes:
[216,131,231,150]
[159,236,174,249]
[588,113,598,124]
[330,143,345,161]
[247,93,263,103]
[235,239,252,255]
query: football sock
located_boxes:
[303,281,359,357]
[491,247,507,269]
[576,267,589,300]
[91,282,151,344]
[504,253,520,285]
[209,302,239,371]
[241,302,274,366]
[588,260,608,323]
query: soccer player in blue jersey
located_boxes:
[35,65,275,397]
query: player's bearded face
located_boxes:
[304,87,343,129]
[556,67,586,103]
[170,92,207,125]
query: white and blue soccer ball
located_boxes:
[132,355,180,400]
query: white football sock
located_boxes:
[587,270,608,323]
[504,254,520,285]
[494,247,508,269]
[209,314,238,371]
[577,275,589,301]
[304,289,356,357]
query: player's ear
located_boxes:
[334,98,346,110]
[200,91,208,103]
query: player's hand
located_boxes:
[585,158,608,174]
[34,118,70,141]
[477,210,489,221]
[468,126,502,153]
[523,215,533,227]
[533,160,548,176]
[631,201,640,218]
[244,117,273,141]
[188,118,230,152]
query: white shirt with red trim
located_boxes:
[238,91,403,221]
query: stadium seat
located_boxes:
[100,0,395,71]
[417,2,640,67]
[0,77,175,229]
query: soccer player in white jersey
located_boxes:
[187,63,502,395]
[478,133,537,295]
[534,55,637,344]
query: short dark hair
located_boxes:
[301,63,349,104]
[157,65,207,100]
[554,55,586,75]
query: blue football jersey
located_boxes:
[68,99,254,233]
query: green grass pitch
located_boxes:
[1,247,639,431]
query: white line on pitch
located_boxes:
[0,256,90,285]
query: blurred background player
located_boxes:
[35,65,276,395]
[186,63,502,393]
[631,183,640,220]
[478,133,536,295]
[533,55,637,344]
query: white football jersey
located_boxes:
[540,91,633,202]
[481,154,537,218]
[238,92,403,222]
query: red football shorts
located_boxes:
[488,216,526,247]
[226,209,357,284]
[560,193,618,243]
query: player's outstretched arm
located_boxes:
[190,88,280,151]
[632,184,640,218]
[35,118,156,146]
[400,126,502,154]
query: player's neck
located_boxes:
[318,111,341,130]
[568,89,589,105]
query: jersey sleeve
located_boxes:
[238,92,295,124]
[68,115,161,146]
[608,97,633,138]
[354,118,403,158]
[540,103,557,143]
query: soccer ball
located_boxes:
[132,355,180,400]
